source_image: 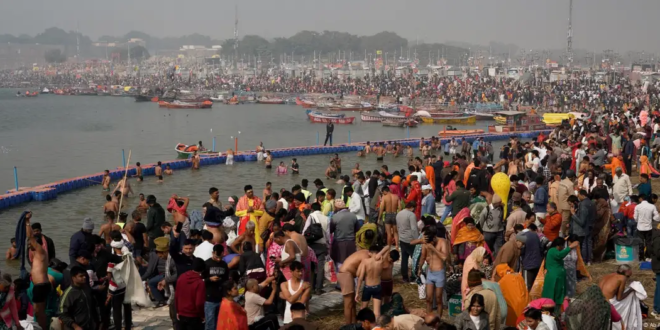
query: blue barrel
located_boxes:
[0,198,7,209]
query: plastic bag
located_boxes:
[417,274,427,300]
[325,258,337,283]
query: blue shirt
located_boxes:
[533,186,549,213]
[421,194,436,216]
[521,231,543,270]
[638,182,652,197]
[472,140,480,151]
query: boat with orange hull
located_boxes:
[308,113,355,124]
[159,100,213,109]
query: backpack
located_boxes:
[303,213,324,243]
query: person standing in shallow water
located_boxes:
[191,151,200,170]
[155,161,163,182]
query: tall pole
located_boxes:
[567,0,573,66]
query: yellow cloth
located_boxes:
[356,223,378,250]
[453,227,484,246]
[236,199,264,245]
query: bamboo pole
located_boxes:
[116,150,132,222]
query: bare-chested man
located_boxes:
[338,246,390,324]
[364,142,372,154]
[378,186,400,247]
[5,238,17,260]
[133,162,143,181]
[230,221,256,254]
[103,194,118,215]
[263,182,272,202]
[136,193,149,214]
[191,151,200,170]
[380,249,399,304]
[102,169,111,191]
[113,177,133,198]
[155,161,163,182]
[356,245,388,317]
[417,226,449,317]
[99,211,116,245]
[26,211,49,330]
[352,163,361,177]
[164,164,173,175]
[599,264,634,301]
[376,144,387,161]
[386,142,394,154]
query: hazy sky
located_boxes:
[1,0,657,52]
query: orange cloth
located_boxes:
[539,212,562,241]
[450,208,472,245]
[496,264,530,327]
[639,155,660,180]
[425,165,436,191]
[217,298,248,330]
[453,227,484,247]
[463,163,475,186]
[604,156,625,177]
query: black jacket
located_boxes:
[652,232,660,274]
[146,203,166,238]
[59,285,96,330]
[326,123,334,134]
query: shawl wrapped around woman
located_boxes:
[495,264,529,327]
[639,155,660,180]
[461,247,486,299]
[217,297,248,330]
[593,198,612,262]
[450,208,473,245]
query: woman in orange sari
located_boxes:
[639,155,660,180]
[217,281,248,330]
[495,264,529,327]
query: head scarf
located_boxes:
[496,264,530,326]
[461,247,486,299]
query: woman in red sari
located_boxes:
[217,281,248,330]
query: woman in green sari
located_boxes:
[541,237,579,310]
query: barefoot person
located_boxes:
[337,246,390,324]
[599,264,634,301]
[380,248,399,304]
[99,211,116,245]
[417,226,449,318]
[356,245,386,318]
[378,186,400,247]
[103,195,118,215]
[26,211,51,330]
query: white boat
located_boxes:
[210,95,225,101]
[41,87,50,94]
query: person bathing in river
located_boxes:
[103,194,118,215]
[5,238,17,260]
[191,151,200,169]
[277,162,288,175]
[164,164,173,175]
[133,162,143,181]
[102,170,111,191]
[155,161,163,182]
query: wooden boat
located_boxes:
[437,127,485,136]
[175,143,216,158]
[361,113,412,123]
[24,92,39,97]
[493,115,508,125]
[382,119,418,127]
[256,98,285,104]
[420,115,477,125]
[305,110,345,118]
[41,88,50,94]
[328,104,374,111]
[488,111,549,133]
[308,113,355,124]
[159,100,213,109]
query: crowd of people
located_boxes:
[4,94,660,329]
[5,60,660,111]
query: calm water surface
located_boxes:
[0,88,516,275]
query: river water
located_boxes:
[0,88,513,274]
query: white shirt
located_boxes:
[612,174,633,203]
[348,193,366,221]
[193,241,214,260]
[278,198,289,211]
[469,315,481,329]
[634,200,660,231]
[302,211,329,245]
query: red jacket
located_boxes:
[405,182,422,219]
[175,271,206,318]
[624,202,637,220]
